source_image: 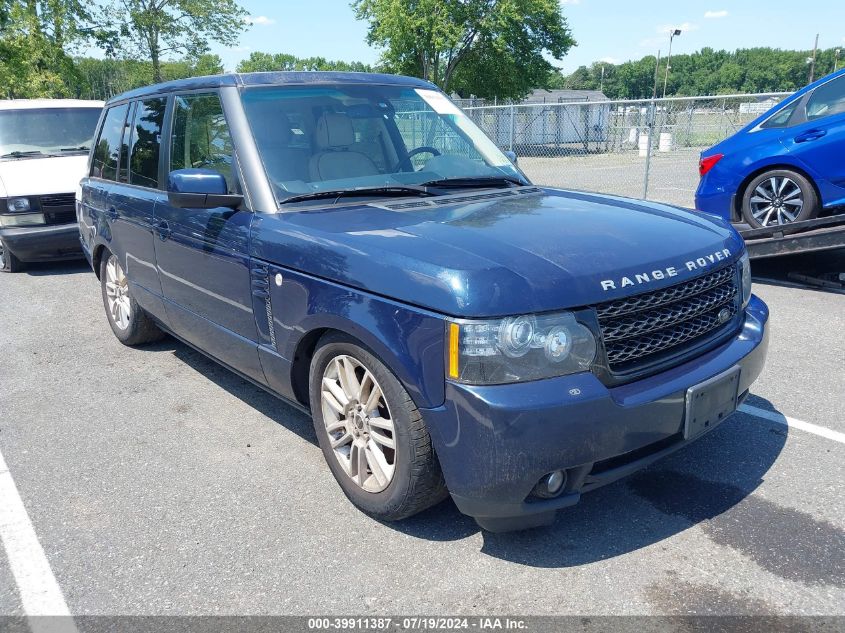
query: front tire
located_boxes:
[309,333,448,521]
[0,239,24,273]
[741,169,819,228]
[100,252,164,346]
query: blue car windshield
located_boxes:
[241,84,525,204]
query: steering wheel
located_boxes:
[396,146,441,172]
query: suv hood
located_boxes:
[0,154,89,198]
[252,188,744,317]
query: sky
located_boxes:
[212,0,844,73]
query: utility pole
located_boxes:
[809,33,819,83]
[600,64,605,93]
[835,48,841,73]
[652,49,662,99]
[662,29,682,98]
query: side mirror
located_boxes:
[504,150,518,166]
[167,169,243,210]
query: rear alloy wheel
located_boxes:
[741,169,819,228]
[309,333,448,521]
[99,252,164,346]
[0,239,24,273]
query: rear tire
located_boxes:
[99,251,165,346]
[741,169,819,228]
[0,239,24,273]
[309,333,448,521]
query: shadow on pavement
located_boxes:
[22,258,89,276]
[130,331,834,575]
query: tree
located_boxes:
[100,0,246,83]
[352,0,574,99]
[0,0,91,98]
[236,51,374,74]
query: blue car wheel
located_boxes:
[741,169,819,228]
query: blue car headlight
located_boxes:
[447,312,597,385]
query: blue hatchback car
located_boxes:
[79,72,769,531]
[696,69,845,228]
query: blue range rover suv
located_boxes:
[79,72,769,532]
[696,68,845,227]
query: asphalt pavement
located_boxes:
[0,256,843,618]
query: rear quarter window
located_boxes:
[92,104,129,180]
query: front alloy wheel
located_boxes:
[309,333,447,521]
[321,354,396,493]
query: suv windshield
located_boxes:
[241,84,526,203]
[0,107,102,158]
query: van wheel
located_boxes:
[0,239,24,273]
[309,333,448,521]
[100,252,164,346]
[741,169,819,228]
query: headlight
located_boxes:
[447,311,597,385]
[739,252,752,309]
[7,197,31,212]
[0,213,45,227]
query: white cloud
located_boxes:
[560,0,580,4]
[704,10,728,18]
[244,15,275,26]
[599,56,620,64]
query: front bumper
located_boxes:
[422,296,769,532]
[0,223,83,263]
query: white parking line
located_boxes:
[0,446,77,630]
[739,404,845,445]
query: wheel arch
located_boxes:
[91,243,109,279]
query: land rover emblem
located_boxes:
[718,307,731,324]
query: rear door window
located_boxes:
[127,98,166,189]
[91,104,129,180]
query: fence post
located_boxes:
[642,101,655,199]
[509,103,515,152]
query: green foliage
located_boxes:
[352,0,574,100]
[99,0,246,83]
[74,54,224,100]
[236,51,374,74]
[0,0,90,98]
[559,47,843,99]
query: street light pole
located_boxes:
[662,29,681,98]
[808,33,819,83]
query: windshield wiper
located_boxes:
[280,185,438,205]
[58,146,90,152]
[1,150,44,159]
[419,176,526,189]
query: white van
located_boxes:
[0,99,103,272]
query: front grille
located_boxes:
[39,193,76,208]
[38,193,76,225]
[595,264,739,373]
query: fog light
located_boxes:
[532,470,567,499]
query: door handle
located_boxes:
[794,129,826,143]
[107,207,118,221]
[155,220,171,241]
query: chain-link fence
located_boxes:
[463,93,789,208]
